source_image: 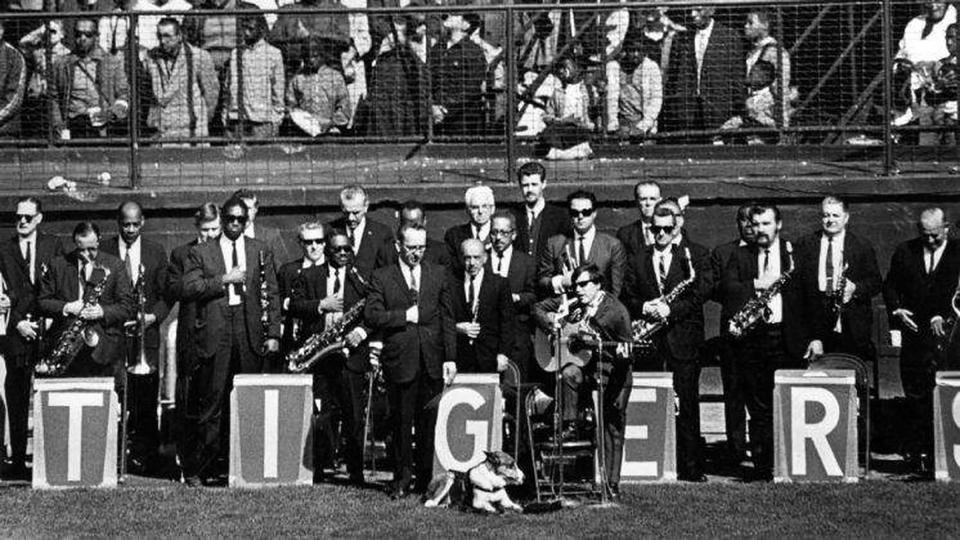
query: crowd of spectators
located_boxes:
[0,1,952,150]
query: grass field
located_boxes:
[1,479,959,537]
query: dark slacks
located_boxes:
[899,335,939,457]
[124,338,161,462]
[313,363,366,478]
[387,365,443,490]
[3,353,33,465]
[735,324,789,478]
[719,336,747,460]
[639,347,703,477]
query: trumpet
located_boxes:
[128,264,154,375]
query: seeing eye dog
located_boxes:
[423,451,525,513]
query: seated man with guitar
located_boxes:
[532,263,632,499]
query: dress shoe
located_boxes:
[183,475,203,488]
[348,472,366,487]
[389,486,410,500]
[678,472,708,483]
[2,461,30,481]
[606,483,621,501]
[560,423,581,442]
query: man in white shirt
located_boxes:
[444,184,496,272]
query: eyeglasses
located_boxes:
[490,229,514,236]
[569,208,595,218]
[403,245,427,252]
[650,225,675,235]
[225,215,248,224]
[331,245,352,253]
[300,238,324,245]
[15,214,37,222]
[76,30,97,38]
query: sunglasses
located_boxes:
[301,238,324,245]
[573,279,597,288]
[225,215,248,224]
[76,30,97,38]
[569,208,595,218]
[16,214,37,222]
[650,225,675,234]
[331,245,352,253]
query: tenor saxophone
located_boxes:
[728,242,795,338]
[36,264,111,376]
[631,247,696,346]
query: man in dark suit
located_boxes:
[101,201,171,475]
[722,204,814,481]
[621,205,710,482]
[489,211,537,379]
[538,190,627,297]
[796,196,881,365]
[709,202,756,466]
[883,207,960,474]
[0,196,66,478]
[532,263,633,500]
[234,189,293,266]
[364,223,456,498]
[444,184,496,273]
[277,221,326,362]
[513,161,571,262]
[0,247,34,479]
[179,197,281,486]
[381,200,452,269]
[661,6,745,140]
[38,221,136,379]
[166,202,221,480]
[616,181,662,258]
[290,230,374,486]
[329,184,393,276]
[451,238,515,374]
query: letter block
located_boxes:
[229,375,313,487]
[774,370,858,483]
[33,378,118,489]
[433,374,503,475]
[620,372,677,483]
[934,372,960,481]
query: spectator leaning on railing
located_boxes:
[144,17,219,141]
[222,9,285,138]
[743,8,794,130]
[0,19,27,139]
[51,18,130,139]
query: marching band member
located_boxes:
[451,238,515,374]
[621,204,709,482]
[102,201,171,475]
[289,230,373,486]
[883,207,960,475]
[365,223,456,499]
[488,211,537,379]
[277,221,326,362]
[722,204,813,481]
[1,197,65,479]
[329,184,393,275]
[533,263,632,500]
[179,197,280,486]
[38,222,135,378]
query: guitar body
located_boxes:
[533,323,592,373]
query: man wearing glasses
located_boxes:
[445,185,497,274]
[180,196,280,486]
[290,230,374,486]
[532,263,632,500]
[365,223,456,499]
[538,189,626,298]
[277,221,325,361]
[488,211,537,378]
[621,204,710,482]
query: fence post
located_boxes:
[505,4,516,184]
[881,0,894,176]
[127,12,141,190]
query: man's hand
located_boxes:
[456,321,481,339]
[405,305,419,324]
[496,354,509,372]
[754,273,779,290]
[804,339,824,362]
[932,316,947,338]
[264,338,279,353]
[442,361,457,385]
[431,105,447,124]
[511,293,520,303]
[0,294,10,313]
[16,319,38,340]
[144,313,157,327]
[64,300,84,317]
[319,295,344,313]
[642,300,660,318]
[842,280,857,304]
[345,327,366,348]
[80,304,104,320]
[893,308,919,333]
[223,267,245,284]
[368,343,382,369]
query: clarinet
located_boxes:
[258,251,271,355]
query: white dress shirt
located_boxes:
[756,240,783,324]
[325,264,346,327]
[463,269,484,317]
[350,218,367,255]
[926,241,947,274]
[399,262,421,294]
[551,226,597,294]
[119,236,142,284]
[491,246,513,278]
[653,246,673,291]
[18,232,37,284]
[220,234,247,306]
[472,222,492,244]
[817,231,845,292]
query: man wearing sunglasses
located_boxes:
[179,196,280,486]
[538,189,626,298]
[276,221,326,362]
[621,204,710,483]
[532,263,632,500]
[51,18,129,140]
[290,230,374,486]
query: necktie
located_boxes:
[123,243,135,283]
[927,250,934,274]
[763,249,770,275]
[408,266,419,304]
[468,277,475,308]
[657,252,667,292]
[825,238,835,292]
[79,262,87,300]
[496,255,503,274]
[23,241,33,283]
[333,268,341,294]
[578,237,586,266]
[231,241,240,298]
[348,228,355,248]
[644,225,654,246]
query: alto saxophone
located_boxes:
[287,266,369,373]
[631,247,696,346]
[938,278,960,353]
[36,264,111,376]
[728,242,795,338]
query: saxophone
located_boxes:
[937,278,960,353]
[728,242,794,338]
[631,247,696,346]
[36,264,111,376]
[287,266,369,373]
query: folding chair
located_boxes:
[808,353,871,475]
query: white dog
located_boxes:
[424,451,525,513]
